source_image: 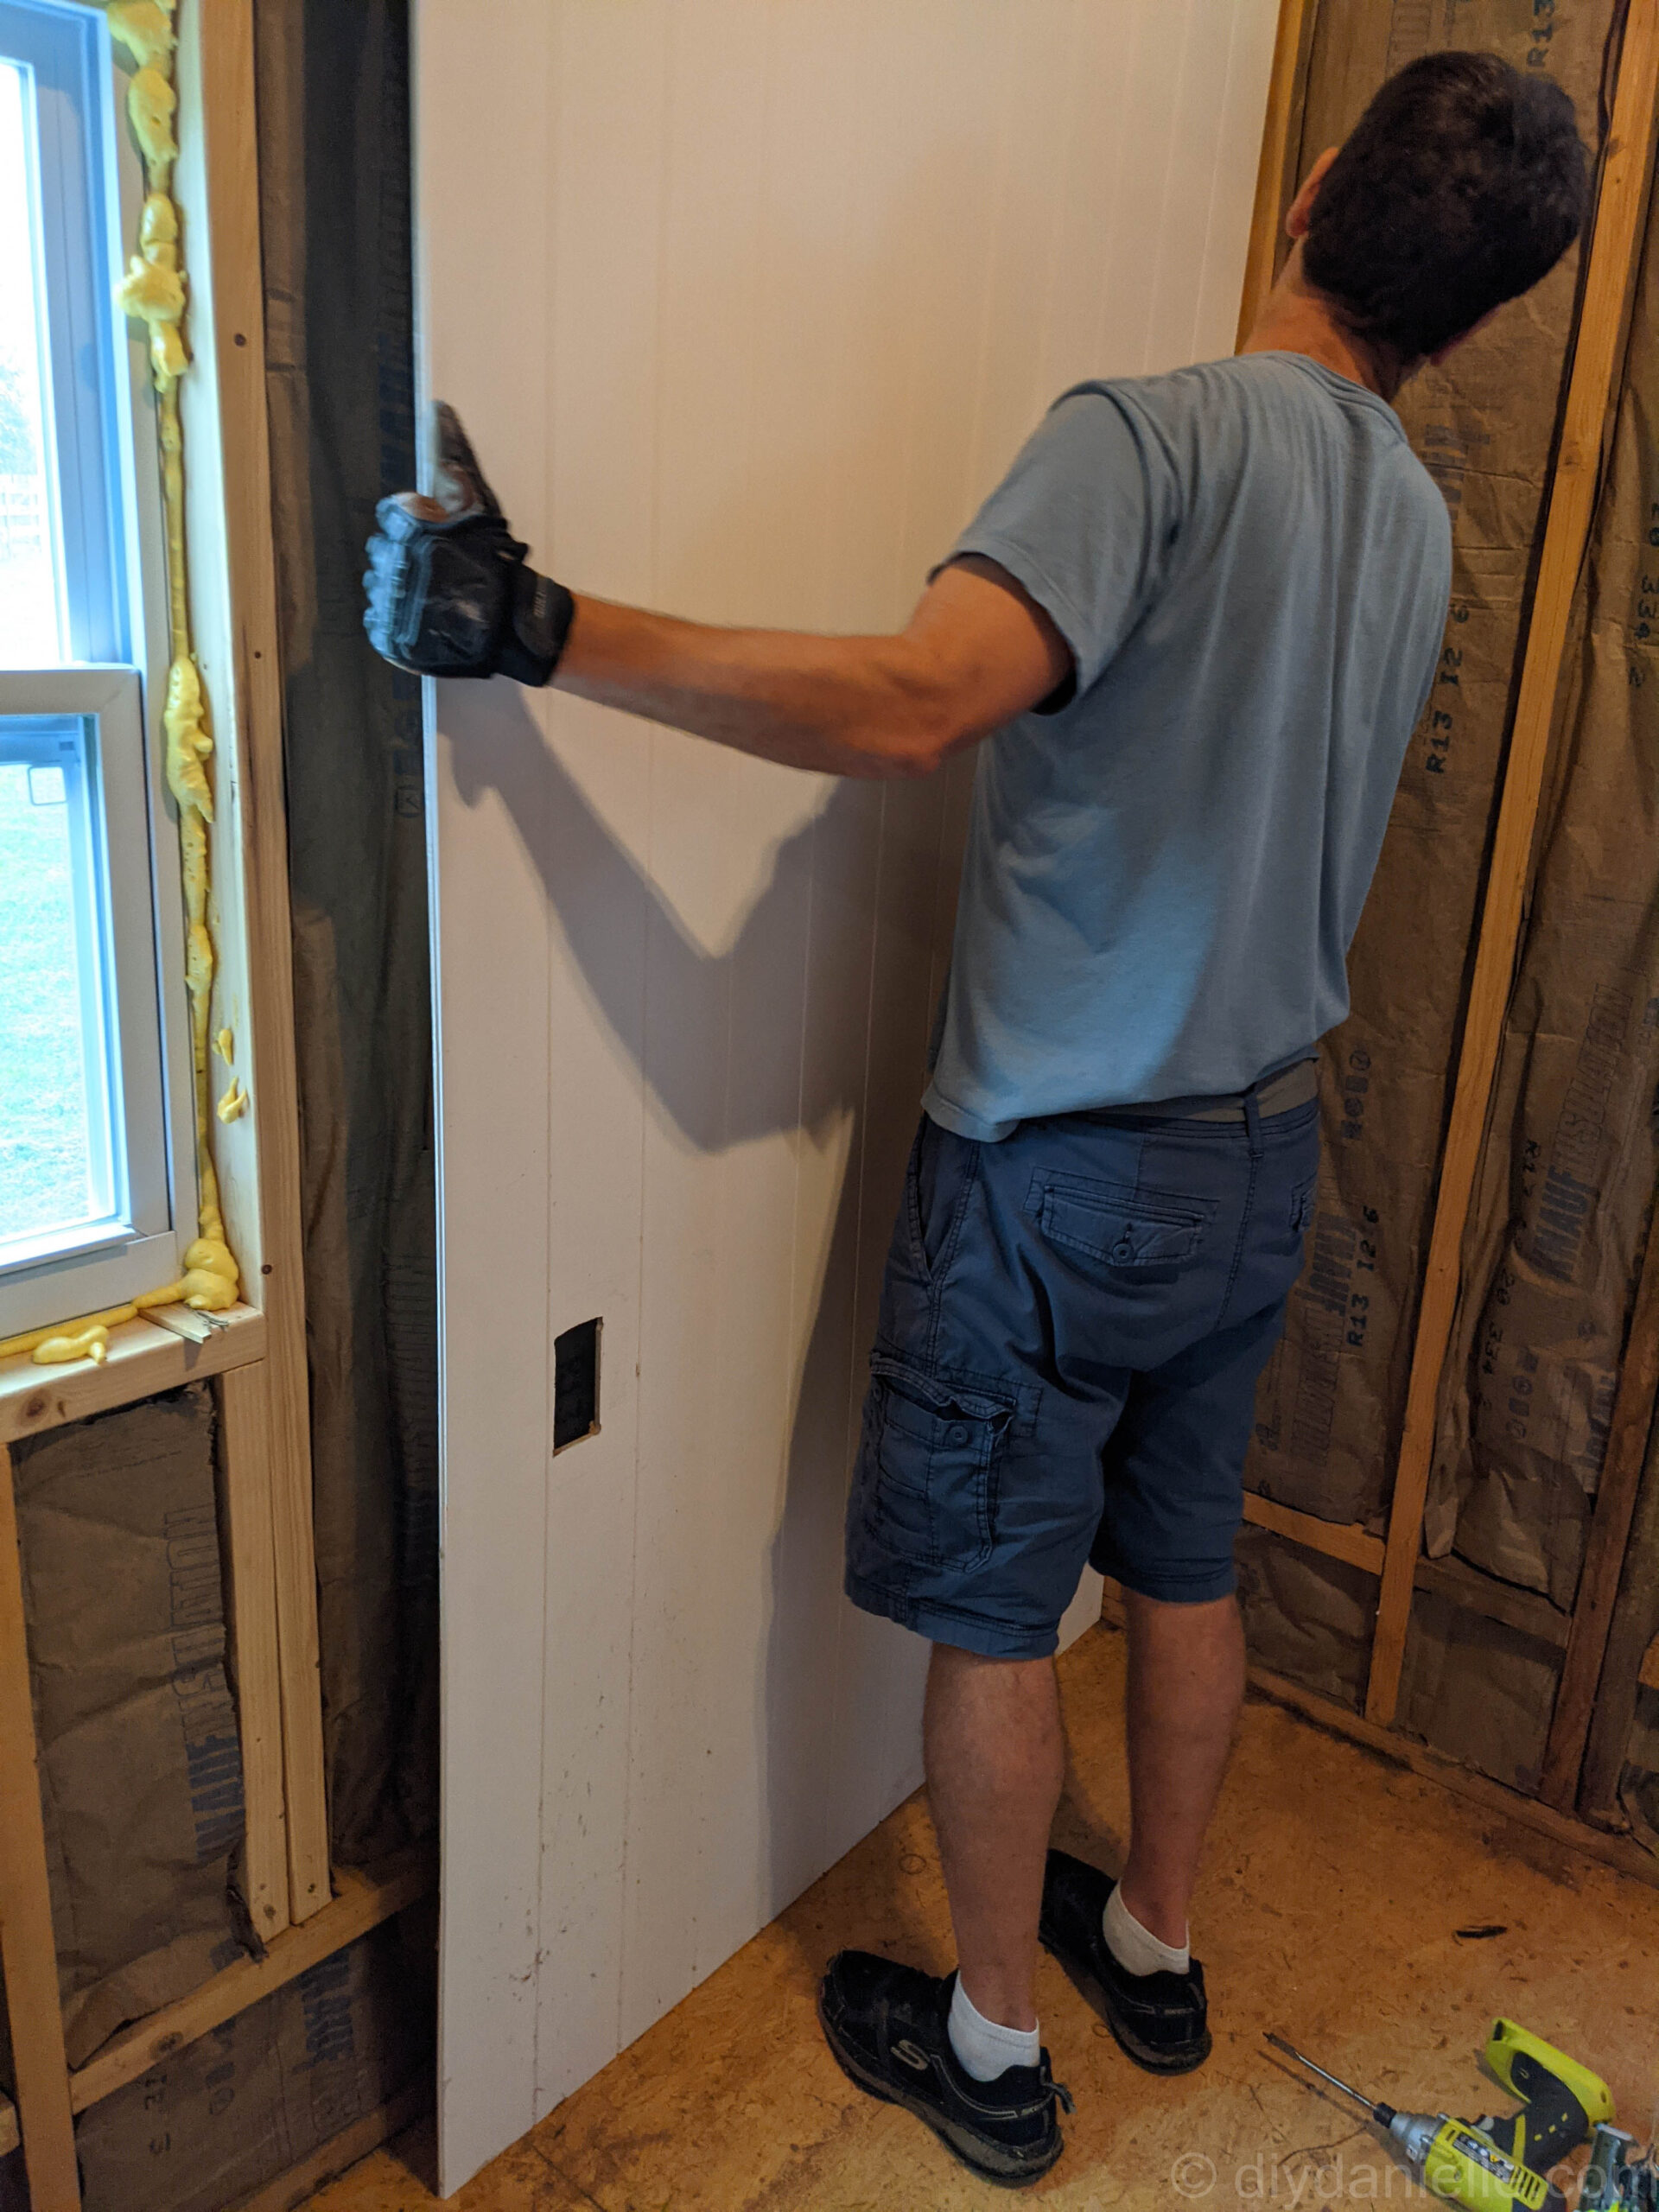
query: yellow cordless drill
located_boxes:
[1268,2020,1617,2212]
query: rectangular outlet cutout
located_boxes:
[553,1317,601,1452]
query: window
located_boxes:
[0,0,191,1336]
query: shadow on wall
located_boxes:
[447,687,953,1988]
[449,708,866,1145]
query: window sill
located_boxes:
[0,1301,266,1446]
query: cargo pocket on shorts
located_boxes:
[862,1357,1015,1574]
[1026,1173,1217,1281]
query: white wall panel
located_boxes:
[416,3,1277,2189]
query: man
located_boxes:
[365,50,1587,2188]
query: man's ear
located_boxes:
[1427,307,1499,365]
[1285,146,1338,239]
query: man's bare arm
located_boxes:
[555,555,1070,780]
[364,409,1071,768]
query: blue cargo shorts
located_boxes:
[843,1074,1320,1658]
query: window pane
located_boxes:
[0,717,115,1250]
[0,56,65,665]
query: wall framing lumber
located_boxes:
[0,1444,81,2212]
[1099,1580,1659,1884]
[1576,1408,1659,1823]
[187,2,330,1924]
[229,2075,431,2212]
[67,1853,433,2115]
[1242,1490,1384,1573]
[1573,1621,1659,1828]
[1234,0,1314,347]
[1411,1554,1569,1651]
[1247,1663,1659,1893]
[1539,1204,1659,1806]
[216,1365,291,1942]
[1241,1494,1573,1649]
[0,8,378,2203]
[1364,1,1659,1729]
[0,1306,264,1446]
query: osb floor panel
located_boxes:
[308,1619,1659,2210]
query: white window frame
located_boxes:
[0,668,175,1316]
[0,0,197,1336]
[1,0,130,661]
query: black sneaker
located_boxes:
[1038,1849,1211,2074]
[817,1950,1072,2187]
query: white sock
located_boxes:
[947,1974,1040,2082]
[1103,1885,1190,1977]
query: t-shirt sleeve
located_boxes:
[938,386,1181,698]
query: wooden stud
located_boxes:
[216,1365,290,1943]
[1364,4,1659,1728]
[1234,0,1314,349]
[1412,1552,1569,1652]
[1241,1495,1568,1651]
[231,2076,431,2212]
[1582,1570,1659,1819]
[1557,1573,1659,1833]
[1100,1582,1659,1885]
[0,1306,264,1447]
[1242,1490,1385,1573]
[1539,1209,1659,1806]
[1247,1663,1659,1894]
[67,1853,432,2114]
[187,3,330,1922]
[0,1445,81,2211]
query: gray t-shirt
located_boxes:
[924,352,1452,1141]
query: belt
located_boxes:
[1087,1057,1320,1126]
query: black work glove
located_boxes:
[363,402,575,685]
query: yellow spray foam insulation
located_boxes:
[1,0,243,1370]
[106,1,175,73]
[213,1026,232,1064]
[33,1324,111,1368]
[127,66,176,172]
[216,1080,247,1123]
[115,191,187,386]
[6,1281,207,1366]
[162,652,212,816]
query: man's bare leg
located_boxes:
[924,1644,1065,2030]
[1116,1590,1245,1947]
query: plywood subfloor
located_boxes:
[310,1619,1659,2209]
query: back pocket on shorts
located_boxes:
[863,1357,1015,1574]
[1026,1172,1217,1279]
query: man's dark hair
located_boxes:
[1302,50,1589,362]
